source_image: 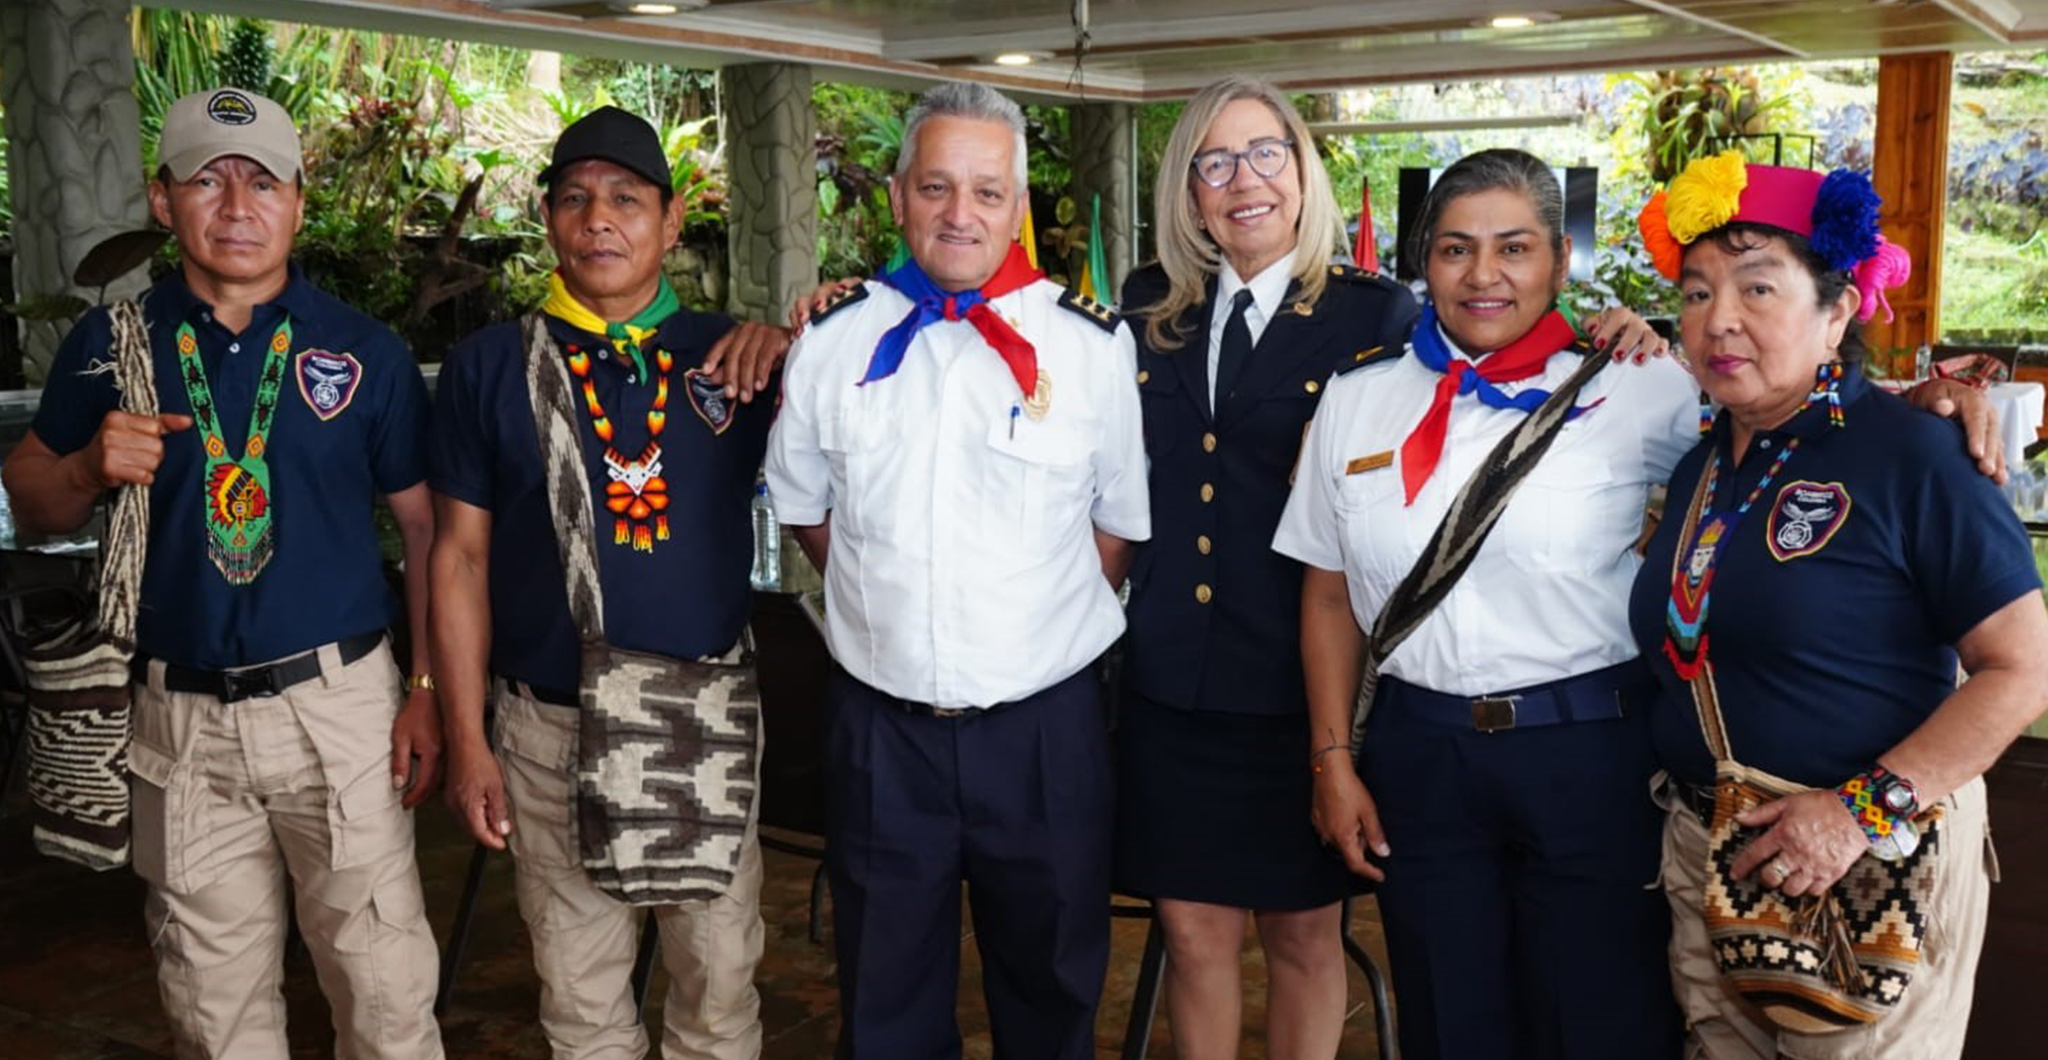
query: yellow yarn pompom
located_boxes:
[1664,150,1749,244]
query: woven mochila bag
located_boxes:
[24,299,155,870]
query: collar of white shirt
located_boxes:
[1215,248,1299,344]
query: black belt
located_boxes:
[510,680,579,708]
[1380,660,1649,734]
[140,631,385,703]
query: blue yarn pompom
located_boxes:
[1808,170,1882,272]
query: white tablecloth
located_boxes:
[1875,379,2044,469]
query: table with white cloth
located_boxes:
[1875,379,2045,471]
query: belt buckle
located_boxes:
[928,705,971,720]
[1471,695,1520,733]
[220,667,281,703]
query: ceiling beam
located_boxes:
[1307,115,1582,136]
[1614,0,1808,57]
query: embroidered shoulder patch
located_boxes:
[810,283,869,327]
[683,367,734,434]
[1057,288,1122,333]
[295,349,363,421]
[1767,480,1852,561]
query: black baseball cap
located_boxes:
[538,106,671,192]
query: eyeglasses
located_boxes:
[1190,138,1295,188]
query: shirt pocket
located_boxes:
[1333,462,1416,588]
[1510,442,1639,572]
[817,407,890,535]
[1136,364,1183,459]
[983,417,1096,553]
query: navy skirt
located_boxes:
[1113,690,1368,911]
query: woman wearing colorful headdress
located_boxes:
[1273,146,2011,1060]
[1627,152,2048,1059]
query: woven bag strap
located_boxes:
[1349,344,1613,749]
[94,299,154,645]
[520,313,607,642]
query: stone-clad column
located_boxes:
[719,62,817,325]
[1069,101,1136,297]
[0,0,149,384]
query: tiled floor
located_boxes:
[0,776,1394,1059]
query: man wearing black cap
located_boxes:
[429,105,789,1060]
[3,87,445,1058]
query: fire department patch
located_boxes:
[1766,480,1852,562]
[295,349,362,421]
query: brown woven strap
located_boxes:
[1664,456,1736,762]
[520,313,608,642]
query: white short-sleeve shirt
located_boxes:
[1272,328,1698,696]
[766,277,1151,709]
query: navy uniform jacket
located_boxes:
[1121,261,1419,715]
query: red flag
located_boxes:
[1354,180,1379,274]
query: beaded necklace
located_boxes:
[176,317,292,585]
[565,343,674,552]
[1662,438,1800,680]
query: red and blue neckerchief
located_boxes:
[860,241,1044,397]
[1399,305,1596,505]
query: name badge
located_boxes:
[1345,450,1395,475]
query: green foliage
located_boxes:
[813,84,914,277]
[218,18,274,91]
[1615,68,1794,185]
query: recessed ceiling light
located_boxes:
[625,2,679,14]
[993,52,1038,66]
[1477,11,1558,29]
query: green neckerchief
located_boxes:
[540,270,680,383]
[176,316,291,585]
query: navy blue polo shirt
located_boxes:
[1627,365,2040,789]
[30,267,427,669]
[429,309,772,693]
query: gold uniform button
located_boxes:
[1304,379,1321,394]
[1136,369,1150,384]
[1202,432,1217,453]
[1197,535,1212,555]
[1194,583,1213,604]
[1199,483,1215,503]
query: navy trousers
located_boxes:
[1360,670,1682,1060]
[824,666,1112,1060]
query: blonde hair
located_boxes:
[1137,77,1341,352]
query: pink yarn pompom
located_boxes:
[1852,237,1912,323]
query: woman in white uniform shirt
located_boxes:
[1275,148,1699,1059]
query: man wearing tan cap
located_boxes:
[3,87,445,1058]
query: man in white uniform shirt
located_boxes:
[765,82,1148,1059]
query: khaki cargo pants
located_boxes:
[1656,773,1993,1060]
[128,639,444,1060]
[493,682,765,1060]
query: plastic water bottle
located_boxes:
[750,480,780,591]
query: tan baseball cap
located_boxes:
[159,88,302,182]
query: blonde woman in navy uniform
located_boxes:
[1115,85,1669,1059]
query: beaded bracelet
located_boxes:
[1836,772,1919,861]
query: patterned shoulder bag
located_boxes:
[519,313,762,905]
[24,299,155,869]
[1666,462,1941,1033]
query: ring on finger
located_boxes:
[1765,859,1792,885]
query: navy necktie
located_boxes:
[1213,288,1255,415]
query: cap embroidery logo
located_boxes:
[1767,480,1852,561]
[295,349,363,421]
[206,90,257,125]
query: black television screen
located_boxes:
[1393,166,1598,282]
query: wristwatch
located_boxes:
[405,673,436,693]
[1867,765,1920,818]
[1838,766,1922,862]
